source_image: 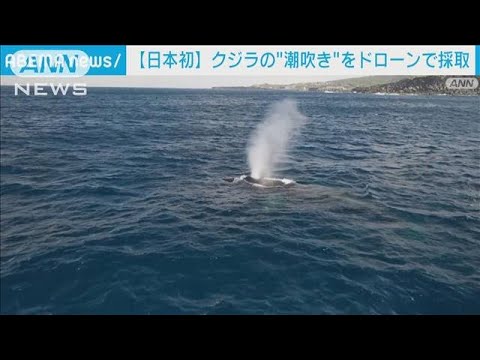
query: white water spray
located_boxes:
[247,99,307,179]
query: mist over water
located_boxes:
[247,99,307,179]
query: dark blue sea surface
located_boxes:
[1,88,479,314]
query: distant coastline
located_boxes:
[213,75,480,96]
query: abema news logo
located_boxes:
[1,45,126,96]
[1,45,126,77]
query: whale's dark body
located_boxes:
[244,176,286,187]
[223,175,293,187]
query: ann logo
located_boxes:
[445,77,479,90]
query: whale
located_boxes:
[244,176,287,187]
[223,175,294,187]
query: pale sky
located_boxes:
[0,75,359,89]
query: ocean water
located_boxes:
[1,88,479,314]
